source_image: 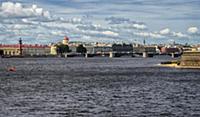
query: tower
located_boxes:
[62,36,69,45]
[19,38,23,56]
[143,39,146,45]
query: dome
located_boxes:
[64,36,69,41]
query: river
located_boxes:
[0,57,200,117]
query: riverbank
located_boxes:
[160,63,200,69]
[160,51,200,69]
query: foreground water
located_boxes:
[0,57,200,117]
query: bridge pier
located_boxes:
[171,53,175,58]
[64,53,68,58]
[85,53,88,58]
[109,52,114,58]
[143,52,148,58]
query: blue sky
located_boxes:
[0,0,200,44]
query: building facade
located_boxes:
[0,44,21,56]
[0,44,50,56]
[180,51,200,66]
[50,36,70,55]
[133,46,156,54]
[62,36,69,45]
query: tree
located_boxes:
[76,44,87,54]
[0,50,3,56]
[57,44,71,56]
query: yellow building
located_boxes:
[180,51,200,67]
[3,48,20,56]
[0,45,21,56]
[50,44,57,55]
[62,36,69,45]
[50,36,70,55]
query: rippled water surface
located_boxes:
[0,57,200,117]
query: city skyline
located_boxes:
[0,0,199,44]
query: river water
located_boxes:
[0,57,200,117]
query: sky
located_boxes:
[0,0,200,44]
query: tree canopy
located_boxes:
[76,44,87,53]
[56,44,71,55]
[0,50,3,56]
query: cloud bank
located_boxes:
[0,2,50,19]
[0,1,199,44]
[187,27,199,34]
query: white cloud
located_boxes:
[132,24,147,30]
[134,32,164,38]
[51,30,66,36]
[172,32,189,38]
[35,8,43,16]
[110,23,147,32]
[105,16,147,30]
[32,5,37,10]
[22,18,28,23]
[60,17,88,24]
[71,17,82,23]
[158,28,190,38]
[13,24,29,30]
[160,28,170,35]
[0,2,59,43]
[0,2,51,18]
[187,27,198,34]
[102,31,119,36]
[105,17,130,24]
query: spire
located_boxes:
[143,39,146,45]
[19,38,23,56]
